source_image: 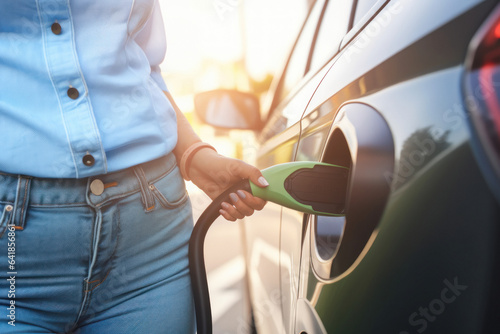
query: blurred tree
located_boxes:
[395,127,451,189]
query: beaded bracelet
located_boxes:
[179,142,217,181]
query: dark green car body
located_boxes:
[197,0,500,332]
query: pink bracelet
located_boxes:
[179,142,217,181]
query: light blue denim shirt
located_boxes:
[0,0,177,178]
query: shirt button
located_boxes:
[90,179,104,196]
[83,154,95,167]
[67,87,79,100]
[51,22,62,35]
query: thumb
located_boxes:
[232,160,269,188]
[245,164,269,188]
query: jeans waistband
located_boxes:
[0,153,178,208]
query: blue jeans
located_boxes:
[0,154,195,333]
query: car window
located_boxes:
[309,0,355,73]
[277,0,325,105]
[353,0,380,26]
[259,0,325,141]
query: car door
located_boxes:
[242,1,330,333]
[276,1,358,333]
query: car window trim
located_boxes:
[305,0,329,75]
[266,0,358,129]
[340,0,391,50]
[307,0,359,74]
[305,0,358,88]
[348,0,359,31]
[267,0,320,116]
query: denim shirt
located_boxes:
[0,0,177,178]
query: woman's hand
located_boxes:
[187,148,268,221]
[161,92,266,221]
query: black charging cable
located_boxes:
[189,179,251,334]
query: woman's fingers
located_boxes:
[219,208,237,222]
[219,190,267,221]
[236,190,266,210]
[230,192,255,216]
[220,201,245,220]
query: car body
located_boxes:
[195,0,500,332]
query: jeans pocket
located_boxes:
[149,165,189,210]
[0,203,14,239]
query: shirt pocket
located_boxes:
[0,203,14,239]
[148,164,189,210]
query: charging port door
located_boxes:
[312,103,395,281]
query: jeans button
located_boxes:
[90,179,104,196]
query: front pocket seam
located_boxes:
[150,185,188,209]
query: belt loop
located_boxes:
[13,175,32,230]
[133,166,155,212]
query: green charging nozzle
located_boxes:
[189,161,350,334]
[252,161,348,216]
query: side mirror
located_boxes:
[194,89,262,130]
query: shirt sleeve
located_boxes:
[135,0,168,91]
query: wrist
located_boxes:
[179,142,217,181]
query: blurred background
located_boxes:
[158,1,312,332]
[160,0,311,111]
[159,0,312,160]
